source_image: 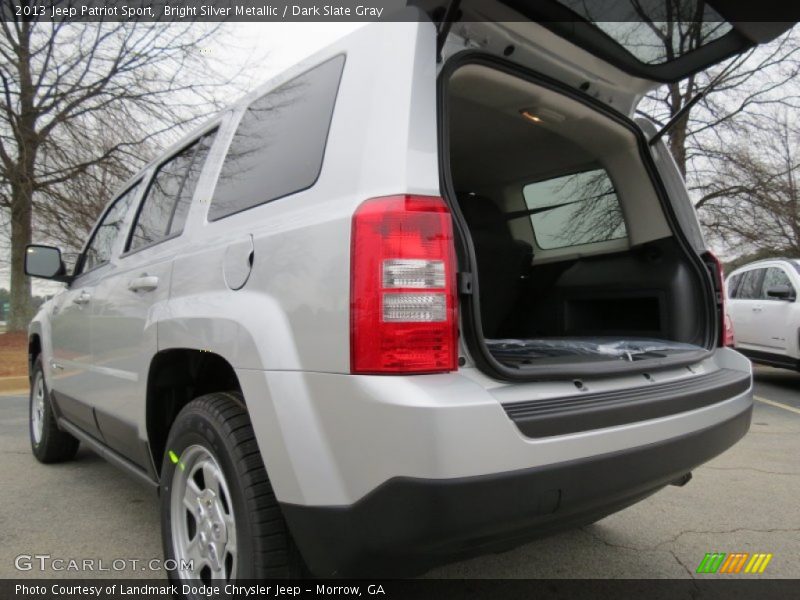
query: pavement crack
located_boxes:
[579,526,647,552]
[669,549,696,580]
[700,465,800,476]
[582,524,800,557]
[655,527,800,548]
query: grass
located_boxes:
[0,332,28,378]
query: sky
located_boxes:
[217,23,364,89]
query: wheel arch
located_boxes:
[28,333,42,380]
[145,347,244,476]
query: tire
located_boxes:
[29,356,80,463]
[160,392,305,582]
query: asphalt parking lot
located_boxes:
[0,365,798,579]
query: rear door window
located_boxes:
[128,130,216,252]
[737,269,766,299]
[208,55,345,221]
[522,168,626,250]
[727,273,741,298]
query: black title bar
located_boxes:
[2,0,799,23]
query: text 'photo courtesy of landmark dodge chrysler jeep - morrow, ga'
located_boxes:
[23,1,792,582]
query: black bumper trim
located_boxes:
[281,405,752,577]
[504,368,750,437]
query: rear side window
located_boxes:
[128,130,216,252]
[727,273,742,299]
[208,55,345,221]
[737,269,766,300]
[522,168,627,250]
[80,183,139,274]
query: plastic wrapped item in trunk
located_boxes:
[486,337,703,366]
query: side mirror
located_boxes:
[766,285,795,301]
[24,245,71,283]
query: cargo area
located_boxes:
[444,63,713,373]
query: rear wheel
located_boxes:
[29,357,79,463]
[160,392,305,582]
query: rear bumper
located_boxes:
[282,404,752,576]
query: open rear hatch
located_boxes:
[422,0,795,115]
[431,2,794,380]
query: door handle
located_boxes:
[752,305,763,312]
[73,291,91,305]
[128,275,159,292]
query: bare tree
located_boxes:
[637,20,800,185]
[533,3,799,261]
[33,123,161,252]
[0,5,239,331]
[559,3,799,183]
[697,112,800,256]
[572,4,800,261]
[555,170,624,245]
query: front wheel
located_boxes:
[160,392,305,582]
[29,357,79,463]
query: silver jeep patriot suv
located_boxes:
[24,4,790,580]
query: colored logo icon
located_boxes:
[696,552,773,574]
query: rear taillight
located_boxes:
[350,195,458,374]
[704,251,735,347]
[723,312,735,347]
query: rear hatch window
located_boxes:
[544,0,736,79]
[430,1,794,89]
